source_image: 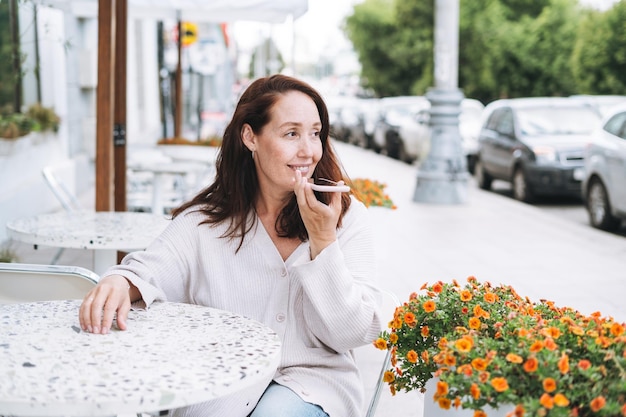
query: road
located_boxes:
[487,179,626,238]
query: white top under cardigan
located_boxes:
[103,197,383,417]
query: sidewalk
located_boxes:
[9,141,626,417]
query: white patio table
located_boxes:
[5,211,169,275]
[0,299,281,417]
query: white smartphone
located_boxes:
[310,184,351,193]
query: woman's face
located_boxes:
[243,90,323,199]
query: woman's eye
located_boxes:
[286,131,298,138]
[312,130,321,137]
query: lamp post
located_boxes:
[413,0,468,204]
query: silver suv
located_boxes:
[582,102,626,230]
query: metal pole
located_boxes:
[413,0,468,204]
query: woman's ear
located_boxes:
[241,124,256,153]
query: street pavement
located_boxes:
[9,140,626,417]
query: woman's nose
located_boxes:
[297,136,313,156]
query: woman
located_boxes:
[79,74,382,417]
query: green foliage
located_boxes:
[0,103,60,139]
[345,0,626,102]
[345,0,406,96]
[571,1,626,94]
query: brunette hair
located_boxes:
[172,74,351,250]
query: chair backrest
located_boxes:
[364,289,400,417]
[0,262,99,304]
[42,166,82,212]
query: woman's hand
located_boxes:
[293,170,342,259]
[79,274,133,334]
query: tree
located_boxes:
[345,0,623,101]
[345,0,408,96]
[571,0,626,94]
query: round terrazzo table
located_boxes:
[0,300,282,417]
[5,211,170,275]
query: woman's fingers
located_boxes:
[79,275,131,334]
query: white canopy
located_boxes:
[37,0,308,22]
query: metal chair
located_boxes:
[0,262,99,304]
[365,289,400,417]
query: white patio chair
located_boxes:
[0,262,99,304]
[364,289,400,417]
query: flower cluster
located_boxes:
[350,178,396,209]
[374,277,626,416]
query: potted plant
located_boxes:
[374,277,626,417]
[0,103,60,139]
[349,178,396,209]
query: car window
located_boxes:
[494,108,514,137]
[603,111,626,140]
[516,106,599,136]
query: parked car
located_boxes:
[474,97,602,202]
[581,102,626,231]
[569,95,626,118]
[371,96,431,163]
[403,98,485,172]
[326,96,372,146]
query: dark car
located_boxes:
[474,97,602,202]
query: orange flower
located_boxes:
[542,377,557,392]
[444,354,456,366]
[423,300,436,313]
[478,371,490,383]
[454,396,461,409]
[469,317,481,330]
[438,397,451,410]
[484,292,497,303]
[490,377,509,392]
[558,354,569,374]
[544,338,558,351]
[473,305,490,319]
[471,358,488,371]
[455,336,473,353]
[374,338,387,350]
[457,364,473,376]
[621,403,626,416]
[432,281,443,293]
[577,359,591,370]
[506,353,523,363]
[406,350,418,363]
[460,290,472,301]
[470,383,480,400]
[530,340,544,352]
[513,405,525,417]
[554,393,569,407]
[473,411,487,417]
[389,333,398,344]
[590,396,606,412]
[610,322,624,336]
[570,325,585,336]
[404,312,417,327]
[421,350,429,363]
[438,337,448,349]
[421,326,430,337]
[540,393,554,409]
[523,357,538,373]
[383,371,395,383]
[436,380,449,397]
[542,327,562,339]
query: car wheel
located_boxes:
[586,178,620,231]
[474,159,492,190]
[512,168,534,203]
